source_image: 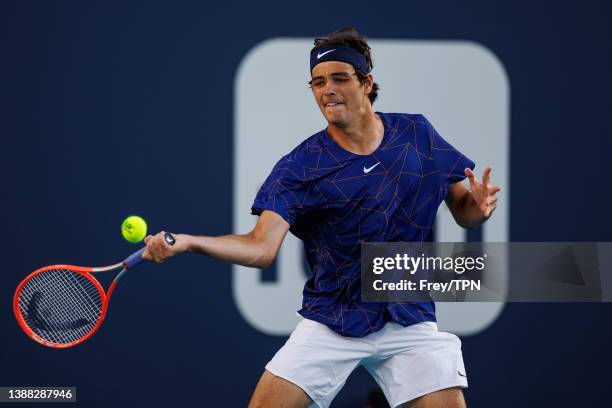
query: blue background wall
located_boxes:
[1,1,611,406]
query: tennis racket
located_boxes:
[13,232,175,348]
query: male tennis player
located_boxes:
[143,27,500,408]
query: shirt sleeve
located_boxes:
[251,156,308,226]
[422,115,475,184]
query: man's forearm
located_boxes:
[183,232,274,269]
[143,211,289,266]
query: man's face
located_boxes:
[310,61,373,127]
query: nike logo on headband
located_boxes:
[317,49,336,59]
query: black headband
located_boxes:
[310,45,370,74]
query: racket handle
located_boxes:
[123,247,146,269]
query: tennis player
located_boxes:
[143,27,500,408]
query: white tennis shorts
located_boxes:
[265,318,468,408]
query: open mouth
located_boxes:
[325,102,343,108]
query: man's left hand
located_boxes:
[464,166,501,219]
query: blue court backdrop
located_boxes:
[1,1,611,407]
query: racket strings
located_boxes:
[17,269,104,345]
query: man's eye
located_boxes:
[312,81,324,87]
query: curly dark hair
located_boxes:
[311,27,380,105]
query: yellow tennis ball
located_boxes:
[121,215,147,243]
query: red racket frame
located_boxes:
[13,262,123,349]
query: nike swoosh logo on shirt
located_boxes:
[363,163,380,173]
[458,371,467,377]
[317,49,335,59]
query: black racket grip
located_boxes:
[164,232,176,246]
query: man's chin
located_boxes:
[324,113,348,128]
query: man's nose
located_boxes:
[323,80,337,95]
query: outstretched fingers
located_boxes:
[482,166,492,186]
[489,185,501,195]
[464,167,477,188]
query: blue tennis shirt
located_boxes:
[251,112,475,338]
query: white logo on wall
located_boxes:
[234,38,510,336]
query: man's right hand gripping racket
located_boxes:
[13,232,176,348]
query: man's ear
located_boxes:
[363,73,374,94]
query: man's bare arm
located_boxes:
[445,166,501,229]
[142,210,290,269]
